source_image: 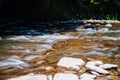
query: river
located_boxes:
[0,20,120,80]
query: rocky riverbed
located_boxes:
[0,20,120,80]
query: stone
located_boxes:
[99,64,118,69]
[57,57,85,70]
[7,73,47,80]
[0,56,29,70]
[53,73,79,80]
[80,73,96,80]
[105,23,112,27]
[48,75,53,80]
[91,71,100,76]
[86,61,109,74]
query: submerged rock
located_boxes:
[0,56,29,70]
[57,57,85,70]
[86,61,109,74]
[53,73,79,80]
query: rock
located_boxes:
[99,64,118,69]
[57,57,85,70]
[48,75,53,80]
[7,73,47,80]
[80,73,96,80]
[53,73,79,80]
[105,23,112,27]
[91,71,100,76]
[0,56,29,70]
[86,61,109,74]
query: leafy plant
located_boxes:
[104,14,117,20]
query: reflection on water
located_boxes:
[0,22,120,79]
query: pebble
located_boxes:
[57,57,85,70]
[53,73,79,80]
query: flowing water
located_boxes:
[0,21,120,80]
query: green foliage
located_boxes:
[103,14,117,20]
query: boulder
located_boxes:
[57,57,85,70]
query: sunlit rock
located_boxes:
[86,61,109,74]
[48,75,53,80]
[57,57,85,70]
[99,64,118,69]
[80,73,96,80]
[105,23,112,27]
[90,71,100,76]
[53,73,79,80]
[0,56,29,70]
[7,73,47,80]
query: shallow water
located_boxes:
[0,22,120,80]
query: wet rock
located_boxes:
[80,73,96,80]
[86,61,109,74]
[99,64,118,69]
[0,56,29,70]
[57,57,85,70]
[7,73,47,80]
[105,23,112,27]
[53,73,79,80]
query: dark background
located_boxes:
[0,0,120,21]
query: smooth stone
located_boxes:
[53,73,79,80]
[80,73,96,79]
[48,75,53,80]
[7,73,47,80]
[99,64,118,69]
[105,23,112,27]
[57,57,85,70]
[86,61,109,74]
[91,71,100,76]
